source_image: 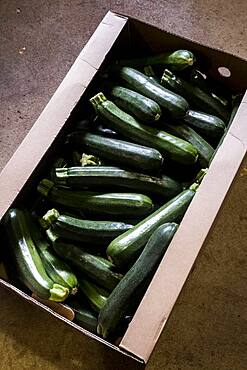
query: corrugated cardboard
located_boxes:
[0,11,246,364]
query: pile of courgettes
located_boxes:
[2,49,242,341]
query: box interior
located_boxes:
[0,11,246,363]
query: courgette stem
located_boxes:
[49,284,70,302]
[80,153,101,167]
[143,65,160,84]
[37,178,54,197]
[40,208,60,230]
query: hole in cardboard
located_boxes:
[218,67,231,78]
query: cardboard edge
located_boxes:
[120,101,247,362]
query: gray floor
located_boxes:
[0,1,247,369]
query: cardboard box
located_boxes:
[0,11,246,364]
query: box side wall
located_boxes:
[120,94,247,361]
[128,17,247,92]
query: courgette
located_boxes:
[117,50,195,71]
[78,278,109,312]
[188,69,230,107]
[93,124,119,138]
[107,182,199,267]
[164,123,214,167]
[118,67,189,118]
[90,93,198,165]
[3,209,70,302]
[98,223,178,338]
[52,241,122,291]
[27,214,78,295]
[143,65,160,83]
[40,209,133,246]
[209,94,243,165]
[111,86,162,123]
[68,299,98,333]
[69,132,164,174]
[184,110,226,139]
[161,69,230,121]
[54,166,182,199]
[38,179,154,217]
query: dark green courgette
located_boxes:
[40,209,133,246]
[143,65,160,83]
[68,299,98,333]
[107,182,199,268]
[3,209,70,302]
[164,123,214,167]
[117,50,195,71]
[184,110,226,139]
[118,67,189,118]
[110,86,162,123]
[98,222,178,338]
[38,179,154,217]
[78,278,109,312]
[228,94,243,127]
[54,166,182,199]
[161,69,230,121]
[209,94,243,165]
[187,69,230,107]
[28,214,78,295]
[68,132,164,174]
[52,241,122,291]
[90,93,198,165]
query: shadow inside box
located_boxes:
[0,287,144,370]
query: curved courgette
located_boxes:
[68,132,164,174]
[40,209,133,246]
[117,50,195,71]
[54,166,182,199]
[90,93,198,165]
[184,110,226,139]
[52,241,122,291]
[107,182,199,267]
[28,214,78,295]
[98,223,178,338]
[118,67,189,118]
[111,86,161,123]
[164,123,214,167]
[161,69,230,121]
[38,179,154,218]
[3,209,70,302]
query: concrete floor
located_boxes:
[0,1,247,369]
